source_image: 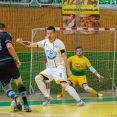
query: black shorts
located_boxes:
[0,59,20,89]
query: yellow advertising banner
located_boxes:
[62,0,99,14]
[62,0,100,34]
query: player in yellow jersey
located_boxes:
[57,46,104,98]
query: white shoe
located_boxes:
[77,100,85,106]
[42,97,52,106]
[14,95,22,111]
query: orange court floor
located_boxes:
[0,91,117,117]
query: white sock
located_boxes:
[65,85,81,102]
[35,76,50,97]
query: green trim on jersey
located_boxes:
[54,60,57,68]
[53,42,57,68]
[71,68,86,76]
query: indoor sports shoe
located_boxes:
[77,100,85,106]
[97,93,103,97]
[24,104,32,112]
[14,95,22,111]
[42,97,52,106]
[57,94,64,98]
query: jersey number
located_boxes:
[59,73,63,78]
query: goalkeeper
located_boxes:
[57,46,104,98]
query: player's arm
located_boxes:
[6,43,21,68]
[5,33,21,67]
[89,66,104,82]
[68,56,72,63]
[86,57,104,82]
[59,40,72,76]
[16,38,37,47]
[62,51,72,76]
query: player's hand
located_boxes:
[16,38,23,43]
[16,60,21,68]
[98,76,104,82]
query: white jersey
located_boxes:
[37,38,66,68]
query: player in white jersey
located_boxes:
[16,26,84,106]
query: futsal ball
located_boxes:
[10,100,17,111]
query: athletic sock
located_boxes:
[18,85,28,105]
[61,88,66,95]
[90,89,98,95]
[65,85,81,102]
[37,81,50,97]
[7,90,16,99]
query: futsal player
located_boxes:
[57,46,104,98]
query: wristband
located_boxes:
[97,74,100,77]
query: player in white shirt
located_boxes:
[16,26,84,106]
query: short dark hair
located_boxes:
[0,22,6,29]
[47,26,55,33]
[75,46,83,50]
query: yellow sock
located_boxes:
[90,89,98,95]
[61,88,66,96]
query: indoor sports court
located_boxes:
[0,0,117,117]
[0,91,117,117]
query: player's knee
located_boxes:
[84,86,92,92]
[60,81,68,88]
[35,75,43,83]
[18,84,26,92]
[18,84,26,97]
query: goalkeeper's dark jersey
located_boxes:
[0,31,13,61]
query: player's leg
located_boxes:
[14,78,31,112]
[10,60,31,112]
[57,80,72,98]
[4,85,22,111]
[0,60,22,111]
[52,66,84,106]
[35,68,53,106]
[83,84,103,97]
[2,80,22,111]
[58,75,77,98]
[61,82,84,106]
[57,87,66,98]
[35,74,50,98]
[78,76,103,97]
[57,75,80,98]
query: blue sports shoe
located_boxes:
[24,104,31,112]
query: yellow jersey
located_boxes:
[68,55,91,76]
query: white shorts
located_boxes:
[40,65,67,84]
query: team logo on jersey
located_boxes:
[46,50,57,60]
[76,64,81,68]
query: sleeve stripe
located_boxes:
[5,40,11,43]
